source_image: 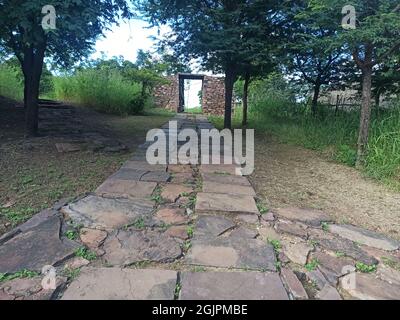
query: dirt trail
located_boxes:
[250,134,400,240]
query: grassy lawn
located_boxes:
[0,98,173,235]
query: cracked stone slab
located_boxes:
[329,224,400,251]
[121,160,167,172]
[0,216,77,273]
[0,276,67,300]
[61,195,154,230]
[103,229,182,266]
[61,268,177,300]
[312,252,355,277]
[196,193,259,215]
[340,272,400,300]
[161,184,193,203]
[96,179,157,199]
[180,272,288,300]
[280,268,308,300]
[271,208,332,226]
[276,220,308,239]
[202,181,256,196]
[309,229,378,266]
[281,239,312,266]
[141,171,171,182]
[186,237,276,271]
[194,216,236,239]
[110,168,147,181]
[201,173,251,186]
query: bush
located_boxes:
[0,64,23,101]
[53,68,144,115]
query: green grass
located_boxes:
[355,262,377,273]
[210,101,400,190]
[185,107,202,114]
[53,69,145,115]
[0,270,39,283]
[305,258,319,271]
[75,247,97,261]
[0,65,23,101]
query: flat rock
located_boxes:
[229,226,258,239]
[316,284,342,300]
[186,237,276,271]
[272,208,332,227]
[141,171,171,182]
[161,184,193,203]
[122,161,166,172]
[276,220,308,239]
[377,264,400,286]
[180,272,288,300]
[261,212,275,222]
[168,165,192,173]
[306,269,329,290]
[281,239,312,266]
[340,273,400,300]
[61,195,154,230]
[110,168,146,181]
[103,229,182,266]
[194,216,236,238]
[280,268,308,300]
[0,276,67,300]
[79,228,108,250]
[202,181,256,196]
[196,193,259,215]
[155,207,189,225]
[258,226,280,242]
[170,173,195,184]
[64,257,90,269]
[201,173,251,186]
[312,252,355,277]
[61,268,177,300]
[165,226,189,240]
[96,179,156,199]
[329,224,399,251]
[236,214,259,224]
[0,216,77,273]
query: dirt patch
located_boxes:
[250,133,400,240]
[0,96,172,235]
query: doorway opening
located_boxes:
[178,74,204,113]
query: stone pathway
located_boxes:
[1,114,400,300]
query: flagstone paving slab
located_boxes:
[312,252,356,277]
[61,268,177,300]
[0,216,77,273]
[96,179,157,199]
[201,173,251,186]
[180,272,288,300]
[121,161,167,172]
[280,268,308,300]
[329,224,400,251]
[316,284,342,300]
[0,276,67,300]
[202,181,256,196]
[155,207,190,225]
[276,220,309,239]
[186,237,276,271]
[271,207,332,227]
[141,171,171,182]
[281,239,312,266]
[195,193,259,215]
[161,184,193,203]
[194,215,237,238]
[199,164,240,175]
[340,272,400,300]
[110,168,146,181]
[102,229,182,266]
[61,195,154,230]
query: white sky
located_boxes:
[93,19,204,110]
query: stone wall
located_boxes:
[202,76,225,116]
[153,75,179,112]
[152,74,226,115]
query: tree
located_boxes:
[307,0,400,167]
[138,0,280,129]
[0,1,131,136]
[281,1,351,115]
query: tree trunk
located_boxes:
[242,72,250,127]
[224,65,237,129]
[356,65,373,168]
[22,43,46,137]
[311,82,321,116]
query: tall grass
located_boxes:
[211,74,400,188]
[53,69,145,115]
[0,65,23,101]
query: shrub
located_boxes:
[0,64,23,101]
